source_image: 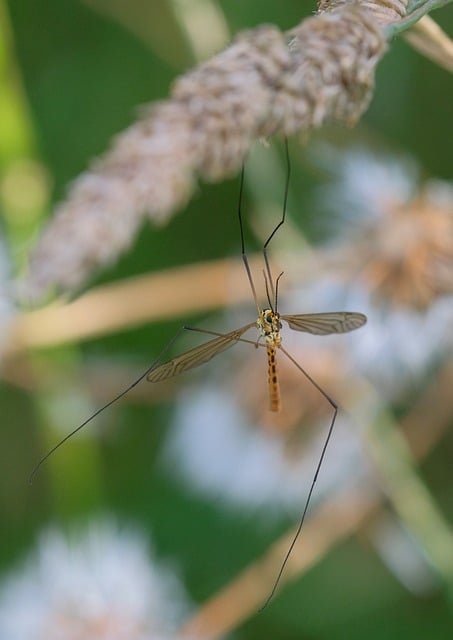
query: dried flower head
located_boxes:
[22,2,392,299]
[308,148,453,394]
[316,148,453,310]
[354,182,453,309]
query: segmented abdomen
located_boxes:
[267,346,281,412]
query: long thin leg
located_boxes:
[29,323,273,483]
[261,344,338,608]
[263,137,291,309]
[263,138,291,251]
[29,326,192,483]
[238,165,260,313]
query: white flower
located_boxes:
[0,519,190,640]
[305,146,453,395]
[350,291,453,397]
[313,146,453,311]
[313,145,419,226]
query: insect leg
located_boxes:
[261,344,338,607]
[29,325,191,483]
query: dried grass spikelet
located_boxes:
[24,1,401,299]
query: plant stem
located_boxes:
[384,0,453,39]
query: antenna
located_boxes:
[274,271,284,314]
[239,138,291,312]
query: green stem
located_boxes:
[354,384,453,601]
[407,0,434,11]
[384,0,453,39]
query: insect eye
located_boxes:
[265,314,272,324]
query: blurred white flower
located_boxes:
[306,146,453,396]
[164,383,368,515]
[292,275,452,398]
[314,145,419,225]
[314,145,453,311]
[350,291,453,397]
[0,519,190,640]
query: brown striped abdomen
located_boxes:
[266,346,281,412]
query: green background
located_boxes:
[1,1,452,638]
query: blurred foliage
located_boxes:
[1,1,453,639]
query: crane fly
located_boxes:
[146,310,365,411]
[30,139,366,605]
[145,140,365,605]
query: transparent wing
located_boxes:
[281,312,367,335]
[147,323,256,382]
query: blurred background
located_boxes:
[0,1,452,638]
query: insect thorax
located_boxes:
[257,309,282,346]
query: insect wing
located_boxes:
[282,312,367,335]
[147,323,255,382]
